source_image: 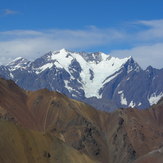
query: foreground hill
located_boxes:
[0,49,163,111]
[0,78,163,163]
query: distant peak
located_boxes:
[145,65,156,73]
[146,65,153,70]
[7,57,30,69]
[7,57,27,65]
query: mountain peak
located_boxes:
[8,57,29,65]
[7,57,25,64]
[123,56,142,73]
[7,57,30,70]
[146,65,153,71]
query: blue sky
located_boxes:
[1,0,163,68]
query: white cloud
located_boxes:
[138,19,163,28]
[0,28,125,64]
[108,19,163,69]
[135,20,163,41]
[110,43,163,69]
[0,19,163,69]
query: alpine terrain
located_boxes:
[0,49,163,111]
[0,78,163,163]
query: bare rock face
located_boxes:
[0,78,163,163]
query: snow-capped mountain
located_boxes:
[0,48,163,111]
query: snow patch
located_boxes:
[118,90,123,94]
[64,80,73,92]
[36,63,54,74]
[120,93,127,105]
[54,61,62,69]
[127,65,133,73]
[148,92,163,105]
[64,80,80,93]
[129,101,136,108]
[103,71,121,85]
[10,73,14,78]
[72,94,77,97]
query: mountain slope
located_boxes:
[0,78,109,163]
[0,120,97,163]
[1,78,163,163]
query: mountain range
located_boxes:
[0,77,163,163]
[0,49,163,111]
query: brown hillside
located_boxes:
[0,78,163,163]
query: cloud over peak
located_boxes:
[0,19,163,68]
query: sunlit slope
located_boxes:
[0,120,97,163]
[1,78,163,163]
